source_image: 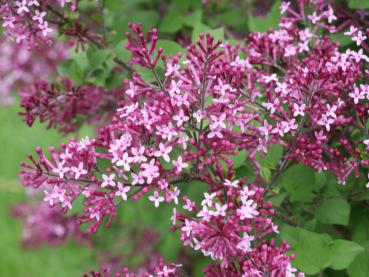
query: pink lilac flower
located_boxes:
[101,174,116,188]
[115,183,130,201]
[148,191,165,208]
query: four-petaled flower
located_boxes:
[173,156,188,172]
[101,174,116,188]
[116,153,132,171]
[148,191,165,208]
[352,31,367,46]
[173,109,189,127]
[115,183,130,201]
[224,179,239,188]
[212,203,227,217]
[53,162,69,179]
[154,143,173,163]
[201,192,216,207]
[263,74,278,83]
[317,114,335,131]
[349,86,365,104]
[141,159,160,184]
[293,103,305,117]
[15,1,29,14]
[71,162,88,180]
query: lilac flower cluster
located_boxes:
[19,78,124,134]
[173,182,278,269]
[11,202,87,248]
[0,0,77,47]
[245,2,365,184]
[0,38,69,105]
[20,21,301,274]
[85,258,182,277]
[16,0,369,275]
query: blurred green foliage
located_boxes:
[0,103,96,276]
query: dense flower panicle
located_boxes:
[84,258,182,277]
[125,23,162,69]
[0,38,69,105]
[204,240,302,277]
[173,181,277,269]
[19,78,125,134]
[11,202,87,248]
[15,0,369,275]
[239,0,369,185]
[0,0,77,48]
[20,20,302,273]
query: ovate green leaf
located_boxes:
[315,198,351,226]
[330,239,364,270]
[281,164,316,202]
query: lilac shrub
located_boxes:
[4,0,369,275]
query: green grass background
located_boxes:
[0,103,96,276]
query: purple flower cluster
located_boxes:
[85,258,182,277]
[11,202,87,248]
[0,0,77,48]
[19,78,124,134]
[173,182,277,269]
[0,38,69,105]
[15,0,369,275]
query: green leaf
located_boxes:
[281,227,333,274]
[133,66,156,83]
[193,258,211,276]
[158,233,182,260]
[280,225,300,245]
[330,240,364,270]
[315,198,351,226]
[68,47,88,71]
[235,164,255,181]
[248,0,281,32]
[231,149,248,168]
[269,192,287,207]
[87,46,111,72]
[218,9,248,32]
[352,217,369,244]
[330,33,354,47]
[321,177,341,197]
[105,71,126,90]
[104,0,130,11]
[184,10,202,27]
[68,61,84,85]
[192,23,224,42]
[256,143,283,169]
[351,190,369,201]
[130,10,159,32]
[156,40,185,57]
[348,0,369,9]
[260,167,272,183]
[57,59,73,76]
[281,164,316,202]
[208,27,224,42]
[348,247,369,277]
[114,40,131,63]
[314,171,327,191]
[159,11,184,33]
